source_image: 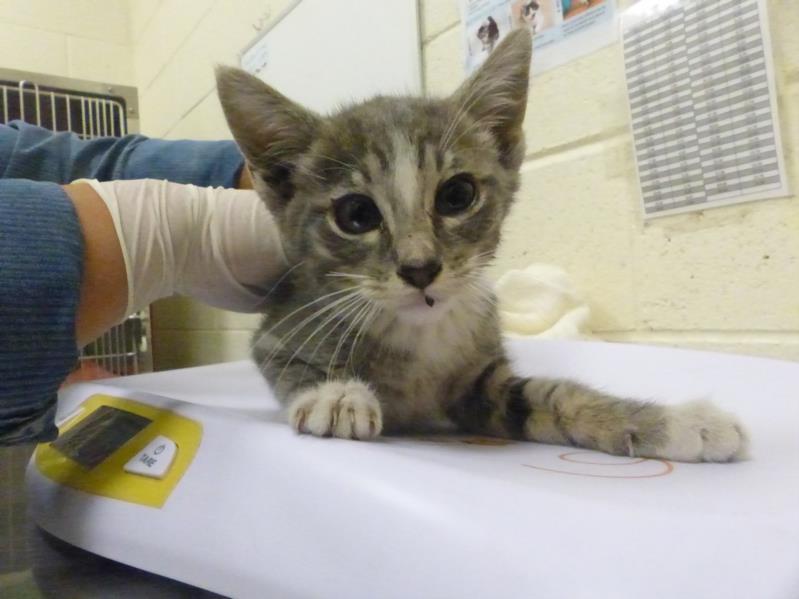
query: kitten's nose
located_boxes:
[397,260,442,290]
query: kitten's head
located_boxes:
[217,29,531,323]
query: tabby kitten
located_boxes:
[216,29,746,462]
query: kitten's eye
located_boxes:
[435,173,477,216]
[333,193,383,234]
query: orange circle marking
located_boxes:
[522,452,674,479]
[559,451,648,466]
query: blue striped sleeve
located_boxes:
[0,120,245,187]
[0,180,83,444]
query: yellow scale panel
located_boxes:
[35,394,203,508]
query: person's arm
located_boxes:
[63,183,128,347]
[0,120,252,189]
[66,179,284,345]
[1,178,282,445]
[0,180,83,445]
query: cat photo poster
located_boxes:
[461,0,515,73]
[459,0,616,75]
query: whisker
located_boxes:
[306,151,357,171]
[253,285,360,348]
[465,279,497,307]
[261,260,305,300]
[256,289,361,372]
[259,296,355,374]
[346,302,381,375]
[439,77,484,153]
[326,271,371,280]
[326,299,373,380]
[266,156,326,184]
[276,295,365,385]
[439,76,492,153]
[300,296,369,382]
[445,113,504,153]
[439,78,517,154]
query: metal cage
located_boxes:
[0,68,151,377]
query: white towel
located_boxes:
[494,264,592,339]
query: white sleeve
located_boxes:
[78,178,285,316]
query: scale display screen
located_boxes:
[52,405,152,468]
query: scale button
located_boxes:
[123,435,177,479]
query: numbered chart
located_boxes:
[622,0,788,218]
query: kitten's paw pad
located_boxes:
[658,400,748,462]
[288,380,383,440]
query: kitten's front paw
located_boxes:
[288,380,383,440]
[648,400,748,462]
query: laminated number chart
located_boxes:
[622,0,789,218]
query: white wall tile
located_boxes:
[420,0,459,43]
[422,24,463,97]
[769,0,799,81]
[0,22,68,77]
[777,82,798,190]
[633,197,799,331]
[524,43,630,156]
[133,0,215,92]
[137,62,214,137]
[127,0,161,42]
[493,138,639,332]
[138,0,298,137]
[163,90,231,140]
[67,36,135,86]
[0,0,130,44]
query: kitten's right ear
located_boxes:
[216,66,320,206]
[450,28,532,169]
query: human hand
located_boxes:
[65,179,285,345]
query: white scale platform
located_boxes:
[26,339,799,598]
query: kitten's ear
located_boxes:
[450,28,532,168]
[216,66,320,207]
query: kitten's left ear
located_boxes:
[216,66,321,209]
[450,28,532,168]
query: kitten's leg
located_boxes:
[255,336,383,440]
[449,358,748,462]
[288,379,382,440]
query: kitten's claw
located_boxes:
[288,380,383,440]
[295,408,308,433]
[624,432,635,458]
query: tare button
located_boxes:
[124,435,177,479]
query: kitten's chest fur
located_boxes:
[361,304,498,430]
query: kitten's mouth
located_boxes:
[394,291,449,318]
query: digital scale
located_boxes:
[26,340,799,598]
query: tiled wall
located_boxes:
[127,0,799,368]
[0,0,134,85]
